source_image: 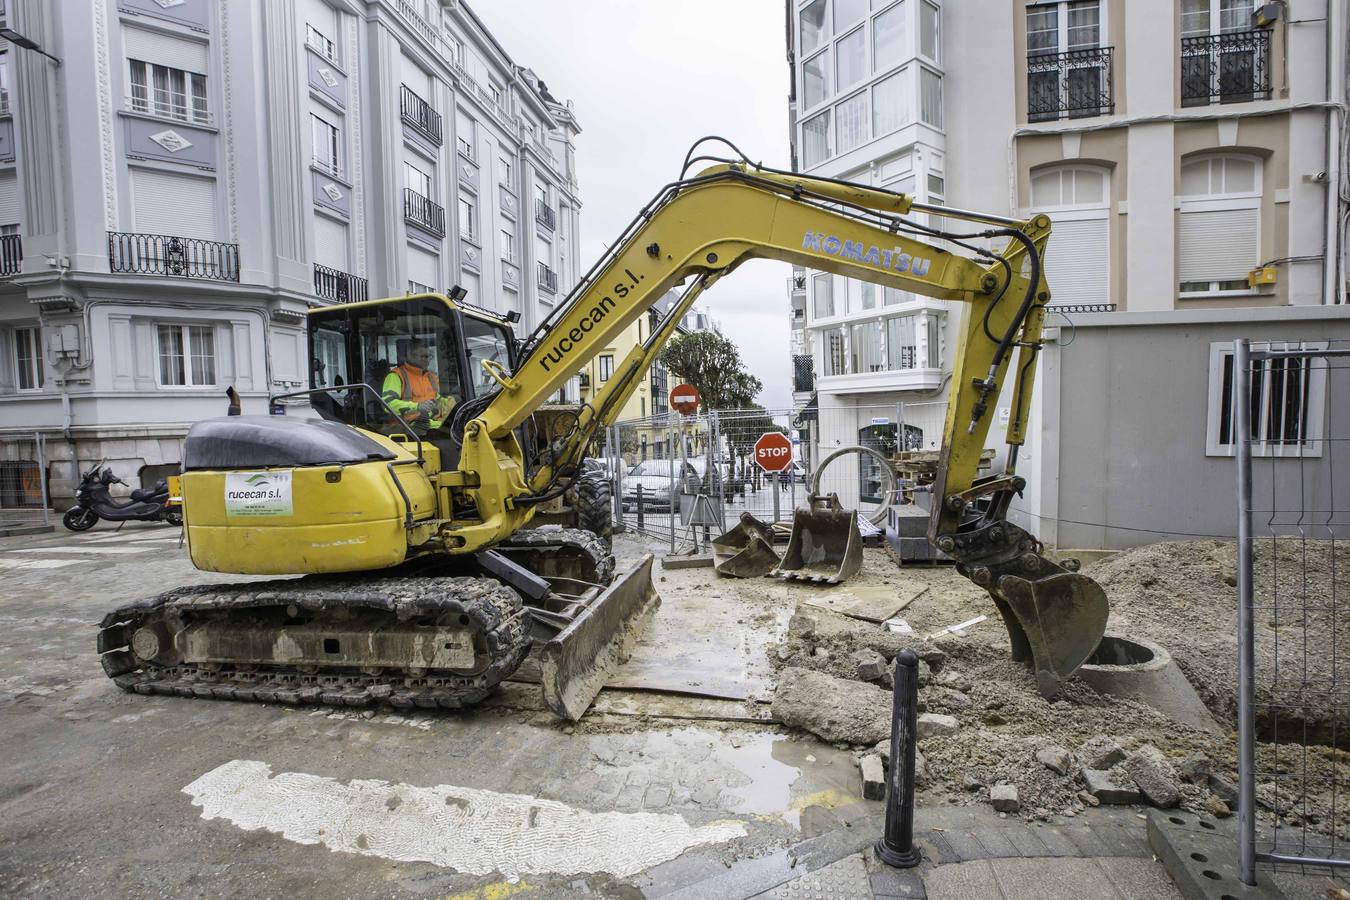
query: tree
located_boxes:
[659,331,763,412]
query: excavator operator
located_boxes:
[382,339,457,435]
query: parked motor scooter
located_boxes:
[62,464,182,531]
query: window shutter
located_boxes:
[313,215,348,271]
[0,170,19,226]
[407,246,438,289]
[1043,215,1109,306]
[130,169,218,239]
[1179,207,1259,282]
[123,27,208,74]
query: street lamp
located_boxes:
[0,26,60,65]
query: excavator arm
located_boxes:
[448,156,1108,696]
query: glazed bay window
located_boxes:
[872,68,912,136]
[157,324,216,387]
[311,113,341,176]
[129,59,208,125]
[850,320,884,373]
[802,111,832,168]
[823,326,847,376]
[13,325,41,390]
[873,3,906,72]
[800,0,828,53]
[886,315,918,369]
[835,92,868,154]
[919,68,943,127]
[812,272,835,318]
[835,26,867,92]
[802,51,830,108]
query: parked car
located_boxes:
[622,459,699,512]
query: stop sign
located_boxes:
[753,432,793,472]
[669,383,700,415]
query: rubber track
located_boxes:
[97,575,530,710]
[501,525,615,585]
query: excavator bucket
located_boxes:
[540,554,660,721]
[773,493,864,584]
[994,571,1110,699]
[712,513,781,578]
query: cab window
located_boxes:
[461,314,514,397]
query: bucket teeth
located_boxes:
[773,494,864,585]
[995,571,1110,699]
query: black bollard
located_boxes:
[875,648,922,868]
[636,484,645,529]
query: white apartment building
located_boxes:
[788,0,1349,546]
[0,0,582,502]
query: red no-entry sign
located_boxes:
[753,432,793,472]
[669,383,700,415]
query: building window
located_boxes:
[456,109,475,159]
[802,50,830,109]
[800,0,829,54]
[498,155,513,186]
[458,195,476,241]
[802,110,832,168]
[872,68,911,136]
[925,314,942,367]
[13,326,41,390]
[407,280,434,294]
[850,320,884,373]
[1030,166,1110,306]
[156,324,215,387]
[404,161,432,199]
[599,354,614,381]
[873,2,906,72]
[1026,1,1112,121]
[835,92,869,154]
[919,0,940,61]
[823,326,847,376]
[812,272,834,318]
[835,26,867,92]
[311,114,341,176]
[886,315,917,369]
[0,54,10,114]
[306,24,336,63]
[1181,0,1269,106]
[129,59,208,125]
[919,67,943,127]
[1206,342,1327,457]
[500,225,515,262]
[1178,154,1261,294]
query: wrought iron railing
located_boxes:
[1181,30,1271,105]
[107,231,239,282]
[0,233,20,276]
[313,263,368,304]
[403,188,445,237]
[792,354,815,393]
[535,200,556,231]
[399,84,443,144]
[537,262,558,293]
[1027,46,1114,121]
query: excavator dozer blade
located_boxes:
[773,493,864,584]
[713,513,781,578]
[995,571,1110,699]
[540,554,660,721]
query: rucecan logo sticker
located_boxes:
[225,470,293,517]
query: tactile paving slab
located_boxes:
[760,853,873,899]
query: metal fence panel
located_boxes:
[1236,339,1350,882]
[0,432,51,528]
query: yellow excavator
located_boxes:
[96,140,1109,718]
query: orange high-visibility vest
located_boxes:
[393,364,440,422]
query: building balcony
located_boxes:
[313,263,368,304]
[792,354,814,393]
[537,261,558,294]
[399,84,443,145]
[107,231,239,282]
[0,233,21,276]
[1181,30,1272,106]
[535,200,556,231]
[1027,46,1114,121]
[403,188,445,237]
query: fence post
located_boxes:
[668,425,676,554]
[36,432,50,526]
[1235,338,1256,886]
[636,483,645,530]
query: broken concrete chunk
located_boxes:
[1209,773,1238,804]
[1036,746,1074,776]
[1204,794,1232,818]
[1076,790,1101,808]
[854,648,889,683]
[788,605,943,667]
[917,712,959,740]
[929,687,971,711]
[1082,768,1140,805]
[1176,753,1212,786]
[1078,735,1126,770]
[990,784,1019,813]
[860,754,886,801]
[872,739,890,769]
[1122,753,1181,808]
[914,747,927,784]
[771,667,891,745]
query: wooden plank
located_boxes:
[803,582,929,623]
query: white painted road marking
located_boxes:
[12,546,153,555]
[0,558,79,570]
[183,760,746,882]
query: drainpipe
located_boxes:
[1323,0,1346,304]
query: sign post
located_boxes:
[754,432,793,524]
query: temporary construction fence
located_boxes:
[0,432,51,529]
[603,400,949,552]
[1234,339,1350,883]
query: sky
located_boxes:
[473,0,796,410]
